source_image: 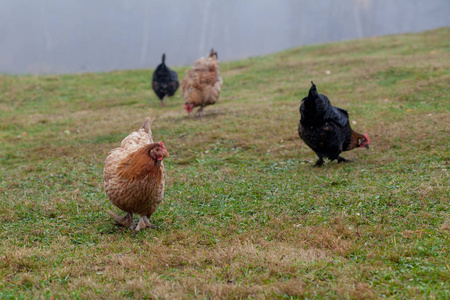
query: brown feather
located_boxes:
[117,143,162,181]
[103,118,168,229]
[347,131,366,151]
[181,50,223,112]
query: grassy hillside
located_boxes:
[1,28,449,299]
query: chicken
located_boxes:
[152,54,179,106]
[298,82,370,166]
[103,117,169,230]
[181,49,223,117]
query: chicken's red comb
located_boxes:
[158,141,167,150]
[364,134,370,144]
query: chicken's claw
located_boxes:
[107,211,136,229]
[337,156,351,163]
[135,216,152,231]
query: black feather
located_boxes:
[298,82,353,165]
[152,54,179,101]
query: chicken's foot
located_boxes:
[314,158,324,167]
[337,156,351,163]
[135,216,152,231]
[107,210,136,229]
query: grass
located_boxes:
[0,27,449,299]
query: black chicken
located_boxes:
[298,82,370,166]
[152,54,179,106]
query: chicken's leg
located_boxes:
[195,106,204,118]
[107,211,136,229]
[314,157,324,167]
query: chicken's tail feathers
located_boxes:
[141,117,152,134]
[162,53,166,63]
[209,48,218,59]
[309,81,318,99]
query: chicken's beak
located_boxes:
[365,144,370,149]
[157,150,169,161]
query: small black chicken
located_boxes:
[298,82,370,166]
[152,54,179,106]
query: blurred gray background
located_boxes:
[0,0,449,74]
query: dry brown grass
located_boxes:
[1,28,449,298]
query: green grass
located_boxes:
[1,28,449,299]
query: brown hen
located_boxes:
[181,49,223,117]
[103,117,169,230]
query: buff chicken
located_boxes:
[103,117,169,230]
[181,48,223,117]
